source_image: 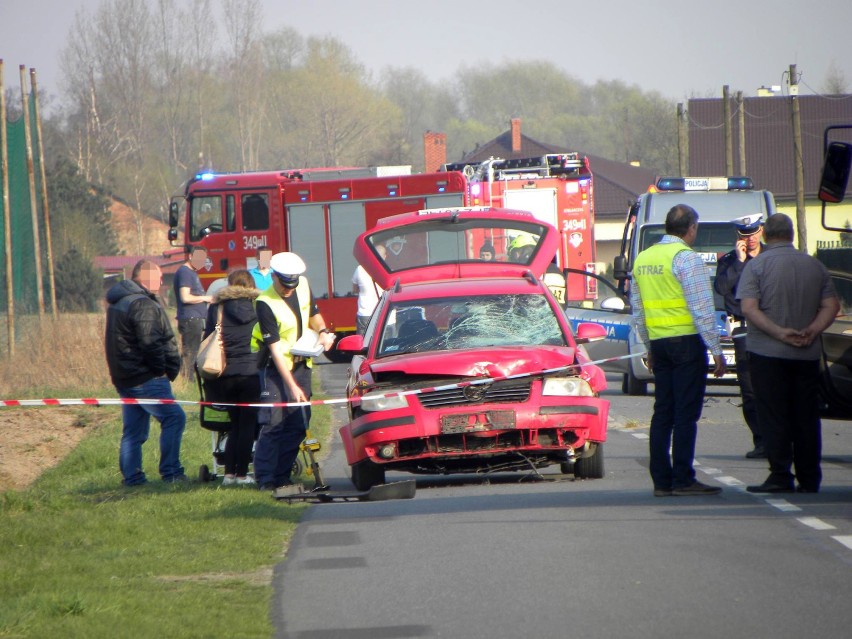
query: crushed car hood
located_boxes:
[369,346,578,379]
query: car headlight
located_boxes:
[360,390,409,412]
[542,376,594,397]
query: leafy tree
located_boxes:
[379,67,460,170]
[47,158,118,259]
[54,248,104,312]
[50,0,684,228]
[269,37,397,167]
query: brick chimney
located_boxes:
[423,131,447,173]
[511,118,522,153]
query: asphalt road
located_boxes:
[272,363,852,639]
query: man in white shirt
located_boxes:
[352,244,386,335]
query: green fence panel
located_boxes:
[0,92,41,314]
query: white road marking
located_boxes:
[714,475,743,486]
[797,517,836,531]
[832,536,852,550]
[617,429,852,551]
[765,499,802,512]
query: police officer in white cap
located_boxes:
[251,252,335,496]
[714,213,766,458]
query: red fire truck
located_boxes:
[444,153,598,303]
[167,166,467,358]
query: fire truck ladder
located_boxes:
[445,153,586,210]
[446,153,585,182]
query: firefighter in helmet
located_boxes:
[507,234,536,263]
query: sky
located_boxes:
[1,0,851,108]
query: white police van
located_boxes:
[566,176,777,395]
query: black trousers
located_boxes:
[204,374,260,476]
[178,317,205,379]
[749,353,822,490]
[732,327,761,446]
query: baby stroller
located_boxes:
[195,371,321,486]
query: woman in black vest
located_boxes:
[203,269,260,486]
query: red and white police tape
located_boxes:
[0,352,646,409]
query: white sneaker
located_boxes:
[221,476,237,486]
[236,476,256,486]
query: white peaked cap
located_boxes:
[269,252,306,276]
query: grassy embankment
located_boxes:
[0,314,330,638]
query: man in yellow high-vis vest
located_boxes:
[630,204,726,497]
[252,252,336,497]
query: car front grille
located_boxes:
[418,378,532,409]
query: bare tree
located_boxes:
[221,0,265,170]
[823,60,848,94]
[281,37,395,167]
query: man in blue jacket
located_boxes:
[105,260,187,485]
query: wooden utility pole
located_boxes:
[19,64,45,317]
[737,91,746,175]
[677,103,689,176]
[723,85,733,175]
[1,60,15,356]
[30,69,57,319]
[789,64,807,251]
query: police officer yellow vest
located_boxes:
[251,277,313,370]
[633,242,697,340]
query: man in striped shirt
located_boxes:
[631,204,726,497]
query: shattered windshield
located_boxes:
[377,293,566,357]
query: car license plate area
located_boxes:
[441,410,516,434]
[707,351,736,366]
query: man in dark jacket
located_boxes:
[105,260,187,485]
[714,214,765,458]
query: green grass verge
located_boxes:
[0,381,333,639]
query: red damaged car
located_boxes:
[336,208,610,490]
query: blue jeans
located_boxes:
[648,334,707,490]
[117,376,186,485]
[254,364,311,488]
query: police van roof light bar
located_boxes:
[655,176,754,192]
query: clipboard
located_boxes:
[290,329,324,358]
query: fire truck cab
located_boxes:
[168,166,466,360]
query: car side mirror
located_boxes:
[818,141,852,203]
[613,255,628,281]
[600,296,627,312]
[574,322,607,344]
[337,334,366,354]
[169,200,180,227]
